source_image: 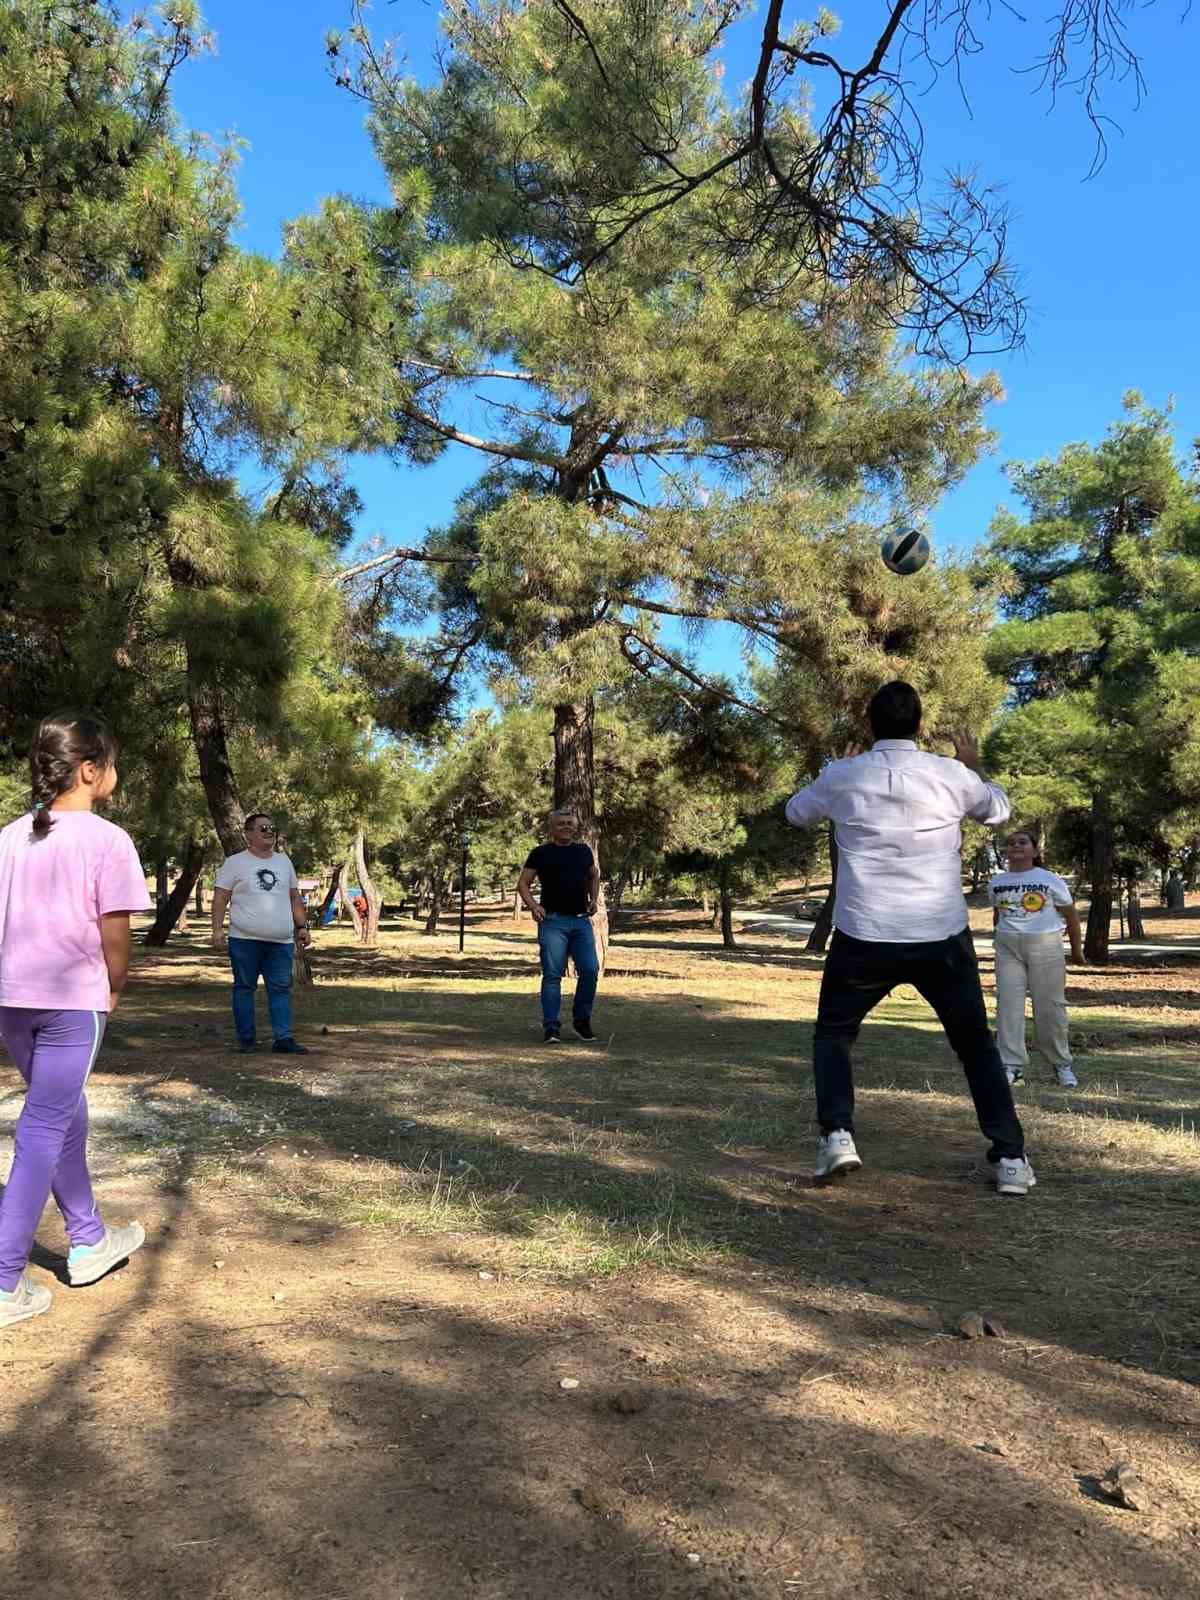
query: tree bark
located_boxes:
[154,853,169,910]
[718,862,736,949]
[511,885,524,921]
[144,836,205,946]
[185,663,244,856]
[1084,792,1114,965]
[194,877,205,916]
[354,825,382,947]
[806,826,838,954]
[553,696,608,963]
[339,853,364,939]
[1126,883,1146,940]
[317,864,343,928]
[423,867,446,934]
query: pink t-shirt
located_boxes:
[0,810,152,1012]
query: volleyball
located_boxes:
[881,528,931,576]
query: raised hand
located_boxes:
[949,730,982,771]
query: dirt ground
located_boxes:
[1,900,1197,1600]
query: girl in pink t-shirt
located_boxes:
[0,711,152,1328]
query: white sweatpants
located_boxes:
[994,928,1072,1073]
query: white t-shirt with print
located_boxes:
[988,868,1073,936]
[215,850,299,943]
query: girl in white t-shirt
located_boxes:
[988,831,1084,1088]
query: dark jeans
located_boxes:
[228,937,295,1044]
[536,914,599,1026]
[813,928,1024,1160]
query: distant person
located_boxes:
[785,682,1034,1195]
[0,711,152,1329]
[989,830,1083,1088]
[518,810,601,1043]
[211,814,311,1055]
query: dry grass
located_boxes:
[13,901,1196,1376]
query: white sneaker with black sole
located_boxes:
[1055,1066,1078,1088]
[994,1157,1036,1196]
[814,1131,862,1183]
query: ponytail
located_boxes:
[29,710,118,840]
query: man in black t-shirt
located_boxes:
[518,809,602,1044]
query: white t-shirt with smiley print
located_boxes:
[988,867,1073,936]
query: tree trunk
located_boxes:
[1084,792,1114,965]
[1126,883,1146,940]
[718,863,736,949]
[194,877,205,916]
[154,853,169,910]
[354,825,381,947]
[317,864,343,928]
[607,848,636,921]
[423,867,446,934]
[701,889,711,915]
[553,696,608,964]
[511,885,524,921]
[144,836,205,946]
[806,826,838,954]
[185,664,244,856]
[339,853,364,939]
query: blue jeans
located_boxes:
[537,914,599,1026]
[228,937,295,1044]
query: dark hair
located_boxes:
[243,813,274,832]
[1006,831,1044,868]
[868,681,922,741]
[29,710,118,840]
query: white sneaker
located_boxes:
[814,1131,862,1183]
[68,1221,146,1286]
[1055,1066,1078,1088]
[1005,1066,1024,1086]
[994,1157,1037,1196]
[0,1274,52,1328]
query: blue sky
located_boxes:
[171,1,1199,672]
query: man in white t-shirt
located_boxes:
[988,830,1084,1088]
[211,814,311,1054]
[785,682,1032,1195]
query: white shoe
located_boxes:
[0,1274,52,1328]
[814,1131,862,1183]
[1055,1066,1078,1088]
[1005,1066,1024,1087]
[68,1221,146,1286]
[994,1157,1037,1196]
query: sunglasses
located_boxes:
[253,822,277,834]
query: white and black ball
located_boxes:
[881,528,930,576]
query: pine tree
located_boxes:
[985,398,1200,962]
[323,0,999,946]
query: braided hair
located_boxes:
[29,710,118,840]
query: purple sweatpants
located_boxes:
[0,1008,107,1291]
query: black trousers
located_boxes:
[813,928,1025,1160]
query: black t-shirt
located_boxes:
[524,842,595,916]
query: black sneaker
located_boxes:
[237,1040,258,1054]
[572,1019,597,1042]
[543,1026,561,1044]
[272,1038,309,1055]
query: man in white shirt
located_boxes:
[785,682,1033,1195]
[211,813,312,1055]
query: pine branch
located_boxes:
[335,547,481,584]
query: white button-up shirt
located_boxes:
[785,740,1011,943]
